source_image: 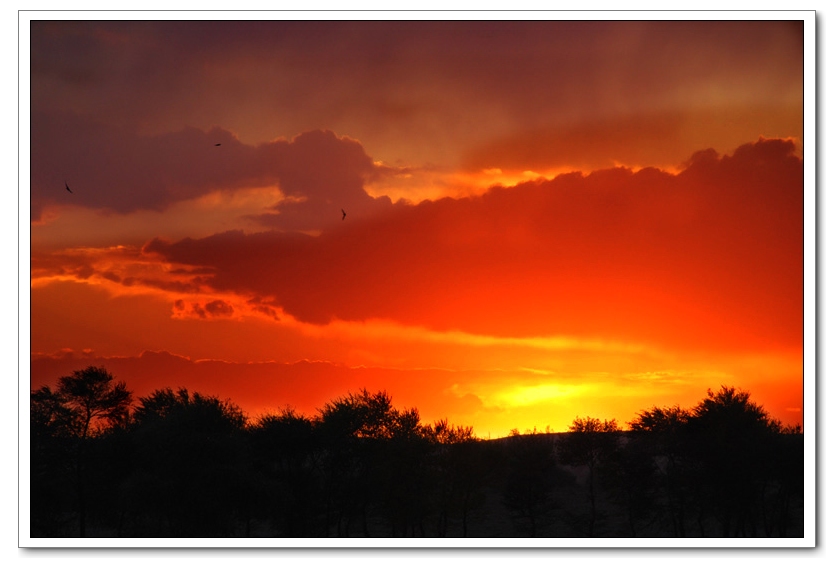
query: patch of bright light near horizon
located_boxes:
[494,382,593,407]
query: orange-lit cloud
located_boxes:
[130,139,802,353]
[32,138,803,358]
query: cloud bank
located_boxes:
[128,138,803,352]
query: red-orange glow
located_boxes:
[28,20,808,438]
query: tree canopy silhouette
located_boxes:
[56,366,133,439]
[557,417,620,536]
[125,387,251,537]
[29,372,803,538]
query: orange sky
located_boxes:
[26,18,809,437]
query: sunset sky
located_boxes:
[25,17,810,438]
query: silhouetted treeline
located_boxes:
[30,366,803,538]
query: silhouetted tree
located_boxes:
[30,386,79,536]
[316,389,435,536]
[56,366,132,439]
[376,406,434,536]
[249,408,321,536]
[31,386,80,439]
[427,419,488,536]
[125,388,250,536]
[78,419,135,536]
[557,417,620,536]
[501,431,570,536]
[29,376,802,538]
[316,389,395,536]
[628,405,693,536]
[759,421,803,536]
[597,433,659,536]
[33,367,133,537]
[685,386,783,537]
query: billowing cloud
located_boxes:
[243,129,394,231]
[138,138,802,352]
[31,110,392,228]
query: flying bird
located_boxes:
[341,209,347,221]
[65,181,72,194]
[214,143,222,146]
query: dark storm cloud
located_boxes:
[30,109,260,218]
[30,108,392,228]
[243,129,394,231]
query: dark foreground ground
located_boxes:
[31,431,804,539]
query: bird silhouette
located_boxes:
[214,143,222,146]
[341,209,347,221]
[65,181,72,194]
